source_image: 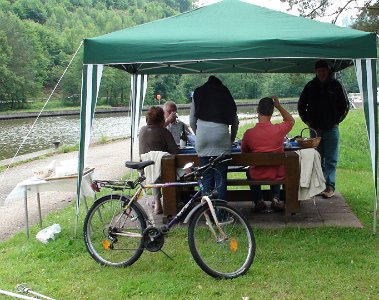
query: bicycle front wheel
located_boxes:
[83,194,147,267]
[188,202,255,279]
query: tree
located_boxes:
[338,68,360,93]
[280,0,376,24]
[23,21,65,87]
[58,54,83,106]
[13,0,48,24]
[152,75,184,103]
[352,0,379,33]
[0,13,41,108]
[0,0,10,11]
[178,74,209,103]
[99,68,131,107]
[0,32,12,109]
[0,0,202,111]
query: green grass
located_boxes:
[99,134,109,144]
[58,144,80,153]
[0,109,378,300]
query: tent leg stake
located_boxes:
[0,289,38,299]
[15,284,56,300]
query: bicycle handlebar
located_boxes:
[181,154,232,180]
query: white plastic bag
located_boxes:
[36,224,62,244]
[54,158,78,177]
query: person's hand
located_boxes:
[166,111,177,124]
[272,96,280,108]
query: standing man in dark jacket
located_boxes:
[298,60,349,198]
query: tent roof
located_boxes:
[83,0,377,74]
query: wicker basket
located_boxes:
[296,127,321,148]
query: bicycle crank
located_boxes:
[142,227,164,252]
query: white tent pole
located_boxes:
[134,74,142,152]
[130,74,137,161]
[76,64,103,236]
[133,75,148,151]
[129,74,148,162]
[354,59,378,234]
[365,59,378,234]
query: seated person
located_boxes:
[163,101,194,145]
[139,106,178,214]
[241,97,295,212]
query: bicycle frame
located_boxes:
[144,178,228,240]
[143,177,202,228]
[90,159,230,239]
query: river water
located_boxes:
[0,103,297,161]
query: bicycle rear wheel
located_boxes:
[83,194,147,267]
[188,202,255,279]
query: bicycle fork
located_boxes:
[201,196,228,243]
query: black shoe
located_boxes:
[252,200,267,212]
[271,198,284,212]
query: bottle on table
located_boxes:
[284,135,291,148]
[180,126,188,148]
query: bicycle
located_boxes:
[83,154,256,279]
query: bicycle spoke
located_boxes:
[188,203,255,279]
[84,195,146,267]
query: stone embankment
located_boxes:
[0,107,130,120]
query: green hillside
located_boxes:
[0,0,368,112]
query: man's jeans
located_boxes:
[199,156,228,200]
[312,126,339,191]
[246,171,280,204]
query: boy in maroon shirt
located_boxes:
[241,97,295,212]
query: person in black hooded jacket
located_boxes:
[298,60,349,198]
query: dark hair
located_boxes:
[208,75,223,84]
[257,97,274,116]
[146,106,164,125]
[315,59,329,70]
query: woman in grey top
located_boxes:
[190,76,239,200]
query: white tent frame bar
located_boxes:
[82,55,375,70]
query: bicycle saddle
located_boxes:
[125,161,155,170]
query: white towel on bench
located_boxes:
[140,151,169,184]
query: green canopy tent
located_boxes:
[77,0,378,231]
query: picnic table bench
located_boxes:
[161,152,300,221]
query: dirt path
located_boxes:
[0,139,139,241]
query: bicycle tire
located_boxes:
[83,194,147,267]
[188,202,255,279]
